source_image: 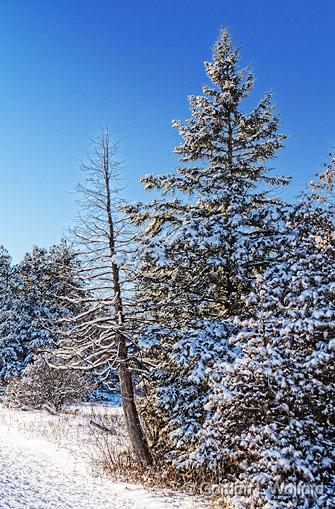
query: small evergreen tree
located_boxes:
[11,247,53,367]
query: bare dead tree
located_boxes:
[55,129,152,465]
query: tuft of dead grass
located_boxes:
[87,410,228,508]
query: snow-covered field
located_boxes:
[0,403,205,509]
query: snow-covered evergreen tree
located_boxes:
[194,162,335,508]
[11,247,53,368]
[127,28,288,322]
[0,246,20,379]
[126,29,289,460]
[1,243,80,378]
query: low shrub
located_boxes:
[4,357,94,411]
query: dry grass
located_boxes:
[87,410,227,507]
[0,401,226,507]
[0,402,101,468]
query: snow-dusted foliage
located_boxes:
[0,246,20,379]
[0,26,333,508]
[193,168,335,508]
[127,29,288,322]
[0,243,80,379]
[139,320,237,461]
[125,29,289,461]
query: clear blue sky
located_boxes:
[0,0,334,262]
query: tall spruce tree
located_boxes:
[125,29,289,461]
[194,161,335,508]
[127,28,289,324]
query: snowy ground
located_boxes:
[0,404,205,509]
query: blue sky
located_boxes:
[0,0,334,261]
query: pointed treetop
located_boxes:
[203,28,254,104]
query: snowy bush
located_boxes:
[4,358,95,411]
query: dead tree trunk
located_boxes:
[103,137,152,466]
[118,333,152,465]
[59,131,153,466]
